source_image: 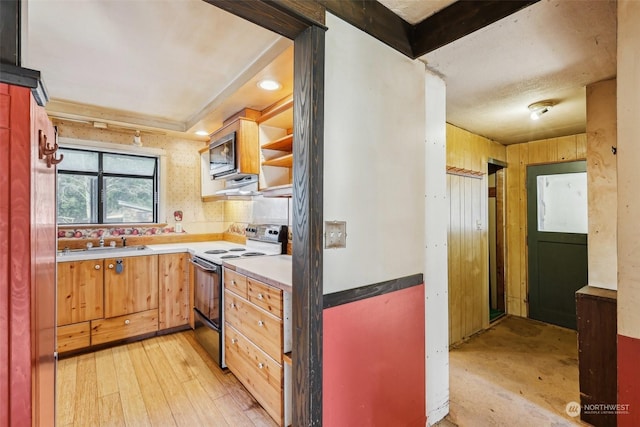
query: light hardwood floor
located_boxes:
[56,331,278,427]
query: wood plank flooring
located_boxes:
[56,331,278,427]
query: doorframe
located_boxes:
[488,159,506,316]
[202,1,326,424]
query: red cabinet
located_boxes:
[0,83,57,426]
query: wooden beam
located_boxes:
[320,0,413,58]
[412,0,541,58]
[0,0,20,66]
[292,24,325,426]
[203,0,325,39]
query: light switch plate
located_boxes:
[325,221,347,249]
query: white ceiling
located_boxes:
[24,0,293,137]
[24,0,617,145]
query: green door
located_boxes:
[527,161,588,330]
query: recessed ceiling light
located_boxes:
[195,130,209,136]
[257,79,282,91]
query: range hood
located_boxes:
[214,174,261,199]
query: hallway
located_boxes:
[447,316,584,426]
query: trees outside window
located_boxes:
[57,148,158,224]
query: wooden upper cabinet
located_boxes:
[209,117,260,176]
[104,255,158,318]
[158,252,190,330]
[57,260,104,326]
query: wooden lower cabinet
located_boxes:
[226,325,283,422]
[91,309,159,345]
[57,260,104,326]
[104,255,159,318]
[56,253,176,353]
[225,290,282,362]
[158,252,190,329]
[224,268,291,426]
[57,322,91,353]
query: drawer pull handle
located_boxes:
[231,338,238,344]
[108,263,114,269]
[232,280,236,285]
[258,320,264,327]
[230,303,236,309]
[124,319,130,325]
[257,293,263,300]
[258,363,264,369]
[94,264,101,270]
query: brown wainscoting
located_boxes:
[576,285,617,427]
[323,273,423,309]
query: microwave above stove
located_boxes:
[209,131,236,178]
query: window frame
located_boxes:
[57,138,165,226]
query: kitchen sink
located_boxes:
[58,245,147,255]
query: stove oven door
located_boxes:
[192,257,220,326]
[191,257,223,366]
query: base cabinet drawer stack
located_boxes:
[224,268,291,426]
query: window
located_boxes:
[536,172,588,234]
[57,148,158,224]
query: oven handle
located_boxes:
[190,258,220,273]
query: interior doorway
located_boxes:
[488,161,506,322]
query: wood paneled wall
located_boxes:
[446,124,505,344]
[586,79,617,290]
[505,134,587,317]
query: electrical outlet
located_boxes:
[325,221,347,249]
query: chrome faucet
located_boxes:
[99,236,105,247]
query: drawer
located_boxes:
[248,278,283,318]
[225,324,283,425]
[91,309,158,345]
[57,322,91,352]
[224,269,247,298]
[224,290,282,362]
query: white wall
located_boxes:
[323,13,426,294]
[424,70,449,425]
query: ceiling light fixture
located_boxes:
[195,130,209,136]
[257,79,282,91]
[528,101,555,121]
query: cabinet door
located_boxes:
[158,252,189,330]
[57,260,104,326]
[104,255,158,318]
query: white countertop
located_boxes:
[56,241,221,262]
[223,255,292,293]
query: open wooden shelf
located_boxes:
[262,154,293,168]
[257,96,293,125]
[262,134,293,151]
